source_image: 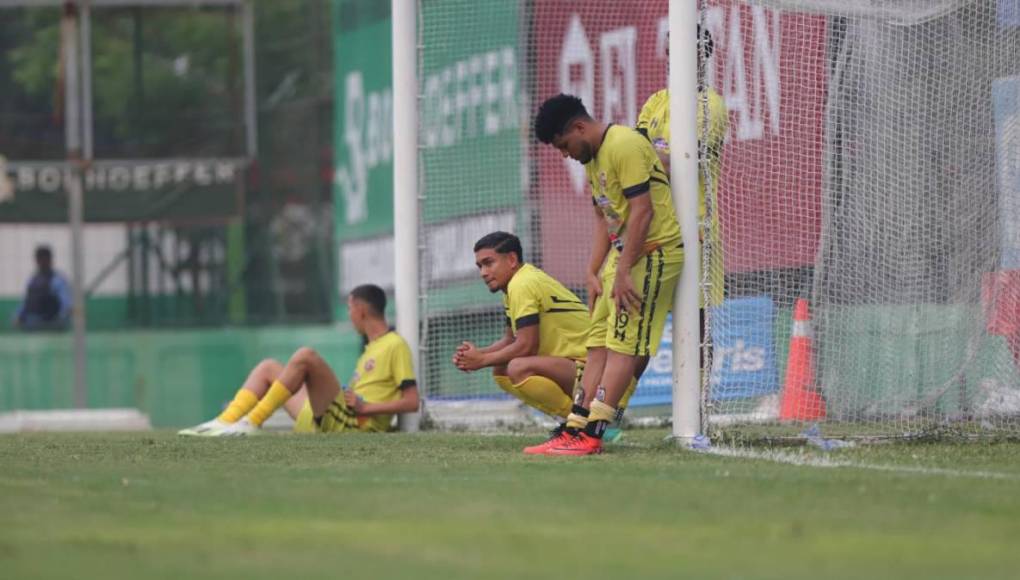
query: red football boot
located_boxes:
[543,432,603,456]
[523,424,572,455]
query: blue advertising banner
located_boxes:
[1000,0,1020,28]
[708,296,780,400]
[631,296,780,407]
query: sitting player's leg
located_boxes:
[178,358,284,436]
[283,387,316,433]
[504,356,576,418]
[220,347,348,435]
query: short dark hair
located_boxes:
[473,231,524,263]
[349,284,386,317]
[35,246,52,261]
[534,94,590,144]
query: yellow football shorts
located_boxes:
[587,246,683,357]
[293,393,361,434]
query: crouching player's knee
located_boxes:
[495,363,572,419]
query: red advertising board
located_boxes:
[532,0,827,284]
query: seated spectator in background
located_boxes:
[13,246,71,331]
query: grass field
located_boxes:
[2,430,1020,579]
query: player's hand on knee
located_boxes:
[612,273,640,313]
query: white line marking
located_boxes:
[704,445,1020,481]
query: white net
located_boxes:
[417,0,1020,438]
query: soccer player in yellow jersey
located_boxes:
[452,232,602,444]
[178,284,419,436]
[636,26,728,310]
[534,94,685,455]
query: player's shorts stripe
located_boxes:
[642,248,665,355]
[546,307,587,314]
[623,180,651,199]
[633,251,655,356]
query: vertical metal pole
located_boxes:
[63,1,88,409]
[242,0,257,159]
[393,0,420,432]
[81,1,92,161]
[669,0,702,444]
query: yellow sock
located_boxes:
[218,388,259,423]
[617,377,638,411]
[566,411,589,430]
[512,375,572,418]
[247,380,292,426]
[589,400,617,423]
[494,375,521,399]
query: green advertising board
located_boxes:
[333,0,394,240]
[0,159,244,223]
[332,0,524,303]
[419,0,522,224]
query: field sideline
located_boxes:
[2,430,1019,579]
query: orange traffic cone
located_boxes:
[779,299,826,421]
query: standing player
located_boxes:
[453,232,592,444]
[179,284,419,436]
[533,94,684,455]
[637,25,728,310]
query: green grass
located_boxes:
[2,430,1020,579]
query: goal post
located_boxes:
[669,0,704,444]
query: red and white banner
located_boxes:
[532,0,827,284]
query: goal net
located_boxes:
[417,0,1020,438]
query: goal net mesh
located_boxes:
[417,0,1020,438]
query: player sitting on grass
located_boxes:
[179,284,419,436]
[452,232,591,433]
[532,94,685,455]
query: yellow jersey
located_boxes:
[348,330,416,432]
[636,87,728,305]
[503,263,588,361]
[586,124,682,254]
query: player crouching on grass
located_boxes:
[532,94,684,455]
[452,232,633,452]
[179,284,419,436]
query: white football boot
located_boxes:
[178,418,231,436]
[212,417,260,436]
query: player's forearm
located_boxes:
[480,334,513,354]
[359,393,420,416]
[657,150,670,174]
[480,338,536,367]
[617,206,653,273]
[588,223,611,276]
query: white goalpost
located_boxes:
[392,0,421,432]
[669,0,705,444]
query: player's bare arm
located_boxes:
[345,385,420,416]
[452,326,513,369]
[456,323,539,371]
[613,192,653,313]
[587,205,611,311]
[656,150,670,173]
